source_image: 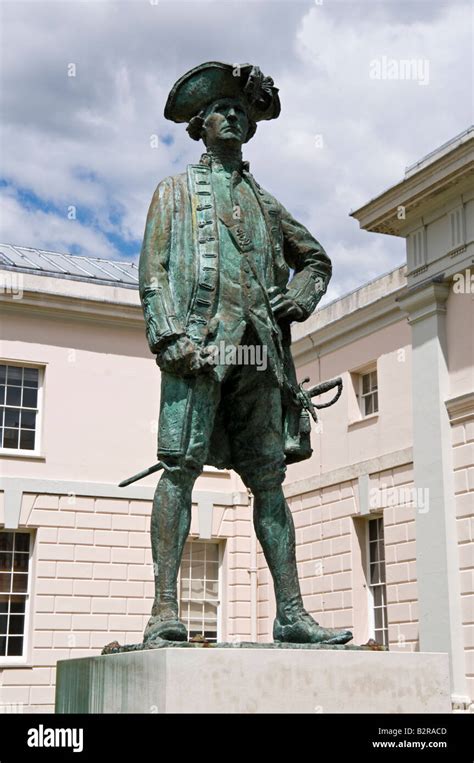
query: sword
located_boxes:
[118,461,164,488]
[291,376,343,423]
[307,376,343,408]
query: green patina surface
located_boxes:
[118,62,355,652]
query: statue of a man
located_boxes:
[139,62,352,646]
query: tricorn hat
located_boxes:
[164,61,281,124]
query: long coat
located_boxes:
[139,153,332,466]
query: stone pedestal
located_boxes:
[55,646,451,714]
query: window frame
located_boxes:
[448,204,466,253]
[0,529,35,666]
[366,516,389,648]
[409,225,427,271]
[178,539,223,643]
[0,361,45,458]
[359,368,379,418]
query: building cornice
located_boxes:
[350,133,474,237]
[292,267,408,361]
[0,288,143,329]
[445,392,474,424]
[293,293,406,362]
[284,447,413,498]
[0,476,249,530]
[396,281,451,325]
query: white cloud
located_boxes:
[0,0,471,297]
[0,186,120,260]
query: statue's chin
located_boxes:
[218,131,242,142]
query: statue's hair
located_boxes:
[186,114,206,141]
[186,108,257,144]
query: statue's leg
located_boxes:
[252,484,304,621]
[143,371,221,644]
[251,486,352,644]
[223,347,353,645]
[143,464,198,643]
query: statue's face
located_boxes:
[202,97,249,147]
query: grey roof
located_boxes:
[0,243,139,289]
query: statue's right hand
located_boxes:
[155,336,214,376]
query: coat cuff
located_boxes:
[141,287,185,353]
[285,271,328,320]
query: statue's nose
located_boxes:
[227,108,237,121]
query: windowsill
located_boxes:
[347,413,379,430]
[0,659,32,668]
[0,450,45,460]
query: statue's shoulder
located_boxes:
[154,170,187,189]
[150,171,189,205]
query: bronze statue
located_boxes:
[137,62,352,646]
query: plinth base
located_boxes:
[55,646,451,714]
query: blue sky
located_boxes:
[0,0,472,299]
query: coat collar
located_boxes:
[199,152,250,174]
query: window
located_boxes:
[179,540,220,642]
[0,364,41,453]
[0,531,32,658]
[449,206,465,251]
[368,517,388,648]
[408,226,426,270]
[360,370,378,416]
